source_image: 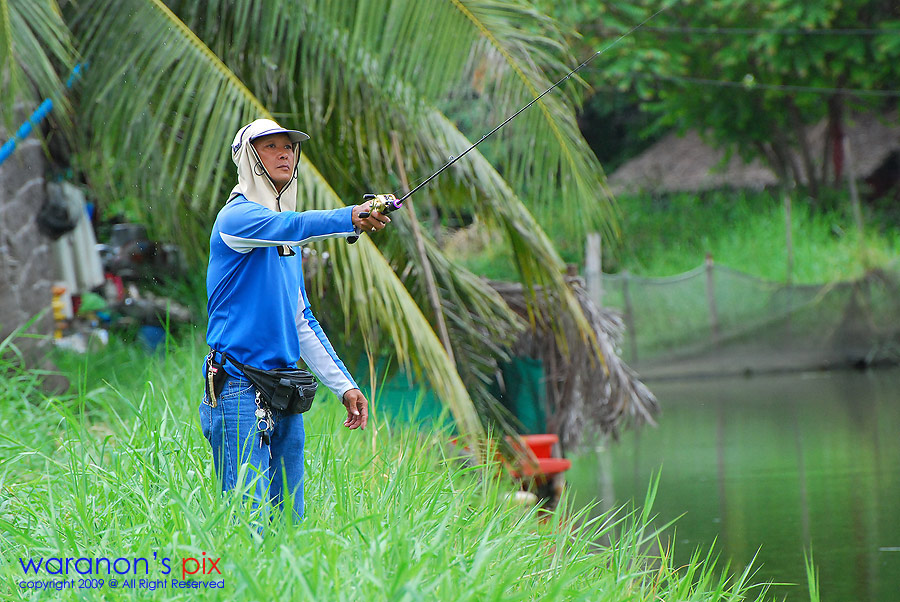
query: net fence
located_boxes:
[596,262,900,377]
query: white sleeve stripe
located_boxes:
[295,309,355,396]
[221,231,353,253]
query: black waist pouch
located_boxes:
[240,364,318,414]
[218,351,318,414]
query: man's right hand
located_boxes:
[352,201,391,234]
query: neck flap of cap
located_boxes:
[229,134,299,212]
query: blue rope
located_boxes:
[0,63,85,166]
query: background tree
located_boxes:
[541,0,900,200]
[1,0,617,435]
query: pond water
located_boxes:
[568,368,900,602]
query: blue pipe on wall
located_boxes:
[0,63,85,166]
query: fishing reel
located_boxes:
[347,193,404,244]
[359,193,403,218]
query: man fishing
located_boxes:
[201,118,390,521]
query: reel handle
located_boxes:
[358,193,403,219]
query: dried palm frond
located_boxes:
[491,277,658,449]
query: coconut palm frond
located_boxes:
[299,79,604,363]
[365,0,616,235]
[194,0,616,239]
[358,107,607,380]
[173,0,612,259]
[492,278,659,448]
[413,108,604,356]
[385,213,524,419]
[54,0,613,438]
[69,0,264,257]
[173,0,303,110]
[65,0,485,440]
[448,0,618,239]
[1,0,74,126]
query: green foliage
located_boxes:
[804,550,822,602]
[1,342,803,601]
[0,0,74,131]
[575,90,659,172]
[537,0,900,194]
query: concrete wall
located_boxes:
[0,115,56,367]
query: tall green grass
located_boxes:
[616,190,900,282]
[447,189,900,284]
[1,338,801,601]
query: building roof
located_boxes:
[609,110,900,195]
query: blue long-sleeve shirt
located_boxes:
[206,195,359,397]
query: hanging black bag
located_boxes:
[215,350,318,414]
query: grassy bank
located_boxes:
[447,189,900,284]
[0,338,812,601]
[614,190,900,282]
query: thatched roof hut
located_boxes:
[490,277,658,450]
[609,110,900,195]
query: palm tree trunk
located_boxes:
[390,132,456,365]
[786,96,819,199]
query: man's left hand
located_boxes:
[341,388,369,430]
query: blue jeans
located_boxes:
[199,372,305,521]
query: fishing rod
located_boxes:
[349,4,671,242]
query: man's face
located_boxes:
[251,133,296,191]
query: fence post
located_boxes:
[783,191,794,336]
[705,252,720,345]
[784,192,794,286]
[842,134,865,240]
[584,233,603,307]
[622,272,638,363]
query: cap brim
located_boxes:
[249,127,310,144]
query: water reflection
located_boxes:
[569,368,900,602]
